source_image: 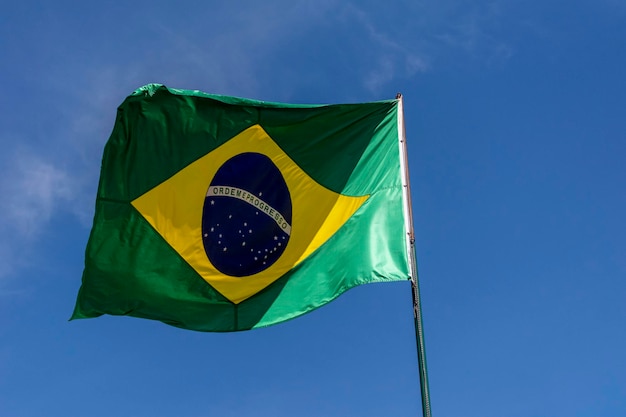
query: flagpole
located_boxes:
[396,93,433,417]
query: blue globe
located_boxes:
[202,152,292,277]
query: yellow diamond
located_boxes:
[132,125,368,303]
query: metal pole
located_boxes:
[396,93,433,417]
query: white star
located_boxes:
[243,222,247,226]
[274,236,278,240]
[228,214,232,219]
[249,229,253,233]
[223,247,228,251]
[210,200,215,205]
[242,241,246,246]
[210,227,214,232]
[278,243,282,246]
[259,192,263,196]
[219,234,222,238]
[203,233,208,238]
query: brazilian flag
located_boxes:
[72,84,411,331]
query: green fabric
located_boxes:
[72,83,409,331]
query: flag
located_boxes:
[72,84,411,331]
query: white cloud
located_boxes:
[427,1,515,66]
[0,145,84,282]
[0,148,78,238]
[0,241,14,280]
[146,0,343,99]
[337,3,430,94]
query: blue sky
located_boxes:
[1,1,625,416]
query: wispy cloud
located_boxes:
[426,1,515,67]
[0,67,132,282]
[0,241,15,280]
[1,149,78,237]
[148,0,344,99]
[0,144,83,282]
[341,3,430,93]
